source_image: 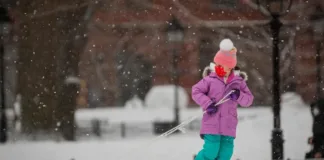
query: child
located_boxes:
[192,39,254,160]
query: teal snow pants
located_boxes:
[195,134,234,160]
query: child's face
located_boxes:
[217,64,232,74]
[223,65,232,73]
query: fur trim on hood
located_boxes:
[202,63,248,81]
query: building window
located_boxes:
[211,0,237,8]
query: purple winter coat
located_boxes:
[192,69,254,138]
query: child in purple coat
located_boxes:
[192,39,254,160]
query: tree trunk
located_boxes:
[18,13,59,134]
[55,5,93,140]
[16,0,91,139]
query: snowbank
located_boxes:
[144,85,189,109]
[281,92,308,108]
[124,95,144,109]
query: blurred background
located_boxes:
[0,0,324,159]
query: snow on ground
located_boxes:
[0,93,314,160]
[75,107,176,123]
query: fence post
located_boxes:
[121,122,126,138]
[91,119,101,137]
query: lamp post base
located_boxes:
[271,128,284,160]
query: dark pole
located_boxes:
[166,16,183,129]
[173,47,179,126]
[255,1,292,159]
[270,14,284,160]
[316,40,322,100]
[0,19,7,143]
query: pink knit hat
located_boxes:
[213,39,237,68]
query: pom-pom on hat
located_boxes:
[213,39,237,68]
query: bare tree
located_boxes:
[87,0,301,105]
[14,0,96,140]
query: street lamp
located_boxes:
[256,0,292,159]
[0,6,11,143]
[166,16,184,126]
[310,6,324,102]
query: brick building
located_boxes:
[78,0,323,107]
[295,1,324,103]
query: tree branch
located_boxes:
[280,29,296,76]
[217,28,268,48]
[18,0,100,23]
[130,0,169,13]
[172,0,202,22]
[244,0,270,17]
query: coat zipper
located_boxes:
[212,76,240,135]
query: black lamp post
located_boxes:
[166,16,184,126]
[256,0,292,159]
[310,6,324,102]
[0,6,11,143]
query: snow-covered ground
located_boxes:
[0,92,314,160]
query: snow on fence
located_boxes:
[4,106,262,140]
[75,116,201,139]
[74,107,260,139]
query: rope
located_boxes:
[148,90,234,144]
